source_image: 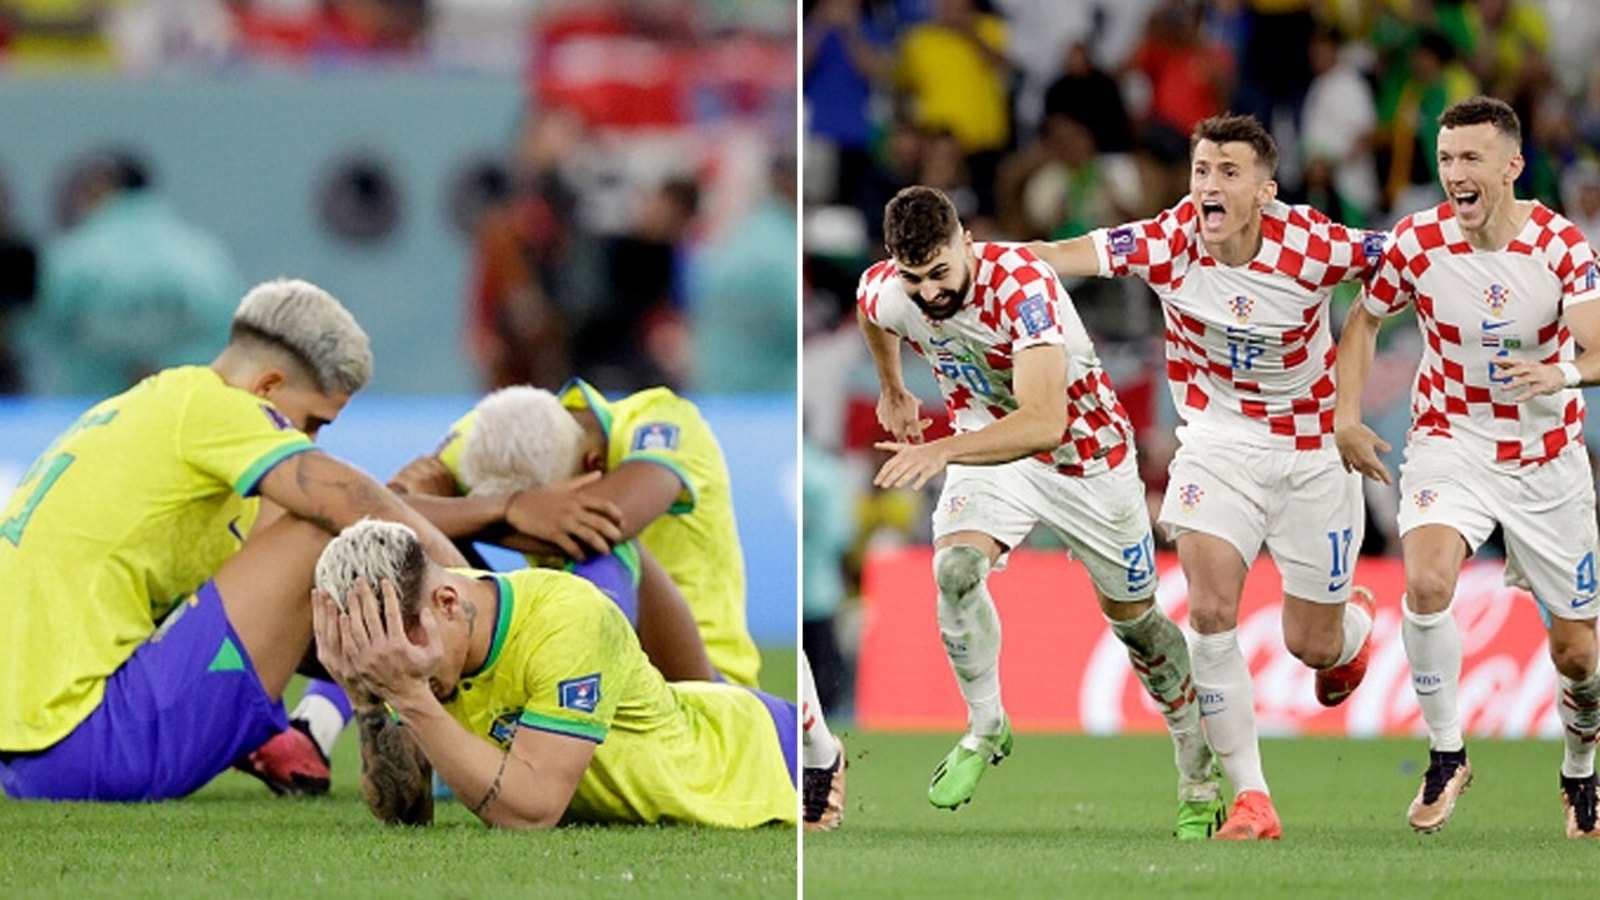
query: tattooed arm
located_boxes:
[354,706,435,825]
[257,449,468,566]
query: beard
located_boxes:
[911,270,971,321]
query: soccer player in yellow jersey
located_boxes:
[391,381,762,687]
[0,279,465,802]
[310,520,795,829]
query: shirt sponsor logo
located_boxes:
[1109,226,1136,256]
[1016,294,1053,336]
[630,422,680,452]
[559,673,602,714]
[260,403,295,431]
[1362,232,1386,261]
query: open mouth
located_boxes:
[1200,200,1226,229]
[1453,191,1480,215]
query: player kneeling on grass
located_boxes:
[311,519,797,828]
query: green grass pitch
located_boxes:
[0,648,799,900]
[802,731,1600,899]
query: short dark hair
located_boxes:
[1439,95,1522,142]
[883,185,961,266]
[1191,113,1278,174]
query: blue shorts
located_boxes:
[746,688,798,787]
[0,581,287,801]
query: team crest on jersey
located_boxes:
[1227,295,1254,324]
[1109,226,1137,256]
[630,423,680,452]
[1016,294,1053,336]
[559,673,602,713]
[1414,489,1438,511]
[260,403,295,431]
[1177,483,1204,511]
[1362,232,1386,262]
[488,710,520,746]
[1484,283,1510,314]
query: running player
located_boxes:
[0,279,465,801]
[1029,113,1383,840]
[1335,95,1600,837]
[310,519,795,828]
[858,184,1220,837]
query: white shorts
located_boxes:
[1158,430,1365,604]
[1397,436,1599,621]
[931,456,1157,604]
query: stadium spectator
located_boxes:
[1377,29,1478,215]
[1564,160,1600,247]
[1042,42,1135,159]
[857,185,1220,836]
[802,433,854,715]
[1030,114,1383,840]
[995,113,1135,241]
[803,0,893,213]
[0,278,466,802]
[27,150,244,397]
[891,0,1011,217]
[0,179,37,395]
[1124,0,1235,206]
[308,519,796,829]
[1335,96,1600,838]
[1301,25,1381,223]
[573,176,701,393]
[464,105,591,392]
[1462,0,1548,101]
[690,153,799,395]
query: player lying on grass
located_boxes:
[310,519,797,829]
[0,279,465,802]
[241,389,723,795]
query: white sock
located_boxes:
[1401,604,1464,752]
[1191,629,1269,796]
[1560,666,1600,779]
[1109,607,1213,794]
[1332,597,1374,668]
[800,652,840,770]
[291,694,346,760]
[936,554,1004,736]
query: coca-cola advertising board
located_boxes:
[856,548,1561,738]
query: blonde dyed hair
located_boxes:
[231,278,373,394]
[314,519,428,626]
[458,385,586,496]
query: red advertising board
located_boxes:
[857,548,1561,738]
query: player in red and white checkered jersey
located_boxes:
[1336,96,1600,838]
[1031,114,1383,840]
[856,185,1220,835]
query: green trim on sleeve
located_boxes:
[620,454,696,514]
[611,540,642,586]
[558,378,615,439]
[518,709,607,743]
[234,441,316,497]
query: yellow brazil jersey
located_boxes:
[447,569,794,827]
[0,366,315,751]
[435,381,761,686]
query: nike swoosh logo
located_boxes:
[227,516,245,543]
[1328,578,1350,592]
[1481,319,1514,331]
[1573,596,1596,610]
[929,336,956,346]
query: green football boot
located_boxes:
[1175,797,1228,840]
[928,719,1013,810]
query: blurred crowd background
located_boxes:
[0,0,795,397]
[801,0,1600,716]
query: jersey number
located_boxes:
[1578,552,1597,595]
[938,362,992,396]
[0,409,117,547]
[1326,527,1356,589]
[1122,534,1157,594]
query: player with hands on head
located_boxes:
[1028,113,1386,840]
[857,184,1220,837]
[1335,95,1600,837]
[309,519,797,830]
